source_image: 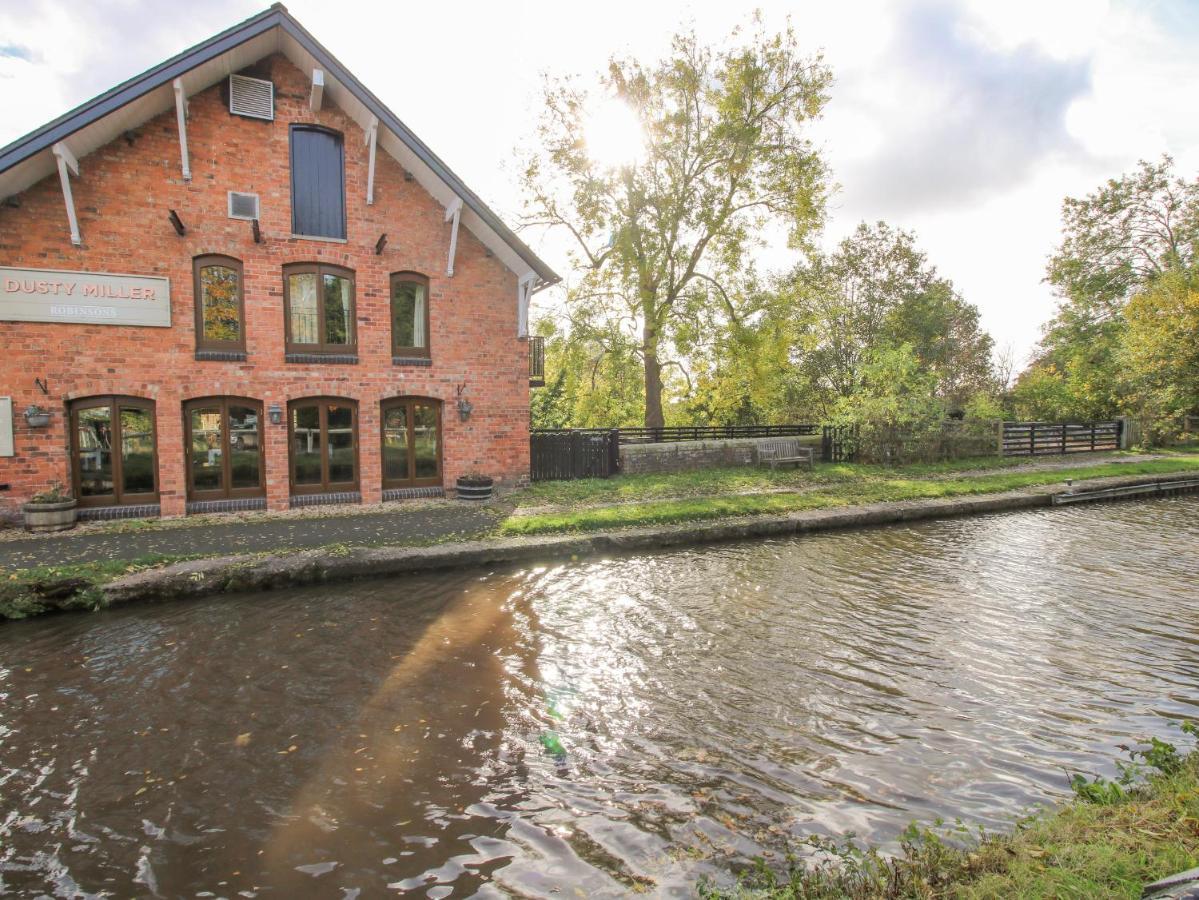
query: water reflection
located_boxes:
[1,496,1197,896]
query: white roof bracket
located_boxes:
[517,271,538,338]
[309,68,324,112]
[51,142,81,246]
[445,196,463,277]
[364,115,378,205]
[172,78,191,183]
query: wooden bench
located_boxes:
[755,437,814,471]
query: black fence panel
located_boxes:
[530,429,620,481]
[821,425,858,463]
[614,424,819,445]
[1001,421,1122,457]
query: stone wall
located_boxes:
[619,436,821,475]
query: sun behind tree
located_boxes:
[522,16,831,428]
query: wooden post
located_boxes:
[570,430,582,479]
[1061,423,1068,455]
[1029,423,1036,456]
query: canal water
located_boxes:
[1,497,1197,897]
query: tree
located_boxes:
[779,222,996,417]
[1016,157,1199,423]
[522,17,831,427]
[1047,155,1199,322]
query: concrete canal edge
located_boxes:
[97,472,1199,611]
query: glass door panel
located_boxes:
[188,406,223,494]
[382,404,410,484]
[76,406,114,498]
[412,403,439,481]
[119,407,156,496]
[229,405,262,491]
[326,404,356,485]
[291,405,324,486]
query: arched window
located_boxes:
[288,398,359,494]
[283,263,356,357]
[69,396,158,507]
[184,397,265,502]
[390,272,430,360]
[193,255,245,356]
[381,397,442,488]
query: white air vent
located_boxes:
[227,191,260,220]
[228,74,274,120]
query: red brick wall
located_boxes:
[0,55,530,520]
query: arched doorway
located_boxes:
[380,397,442,489]
[69,396,159,507]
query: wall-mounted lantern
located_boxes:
[268,402,282,425]
[455,383,473,422]
[23,404,51,428]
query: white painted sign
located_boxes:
[0,398,12,458]
[0,266,171,327]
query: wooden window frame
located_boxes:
[282,262,357,356]
[289,124,346,240]
[183,397,266,502]
[389,272,431,359]
[287,397,360,495]
[380,397,443,489]
[69,396,159,508]
[193,255,246,354]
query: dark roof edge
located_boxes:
[0,4,560,285]
[0,6,283,171]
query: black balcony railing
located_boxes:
[529,335,545,387]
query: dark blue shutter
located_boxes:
[290,127,346,239]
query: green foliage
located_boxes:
[1120,270,1199,443]
[28,481,71,504]
[832,344,945,428]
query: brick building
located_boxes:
[0,5,557,521]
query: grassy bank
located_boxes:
[0,554,190,619]
[703,725,1199,899]
[502,456,1199,535]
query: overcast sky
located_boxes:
[2,0,1197,364]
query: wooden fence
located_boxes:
[1001,421,1122,457]
[530,429,620,481]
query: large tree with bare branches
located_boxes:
[522,19,831,427]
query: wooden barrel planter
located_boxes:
[23,498,78,533]
[455,475,494,501]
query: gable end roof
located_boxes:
[0,3,559,286]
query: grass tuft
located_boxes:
[700,724,1199,900]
